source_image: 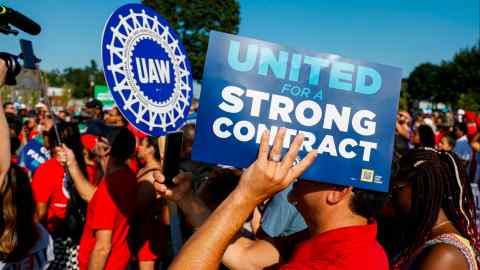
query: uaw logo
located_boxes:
[102,4,193,136]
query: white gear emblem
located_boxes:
[103,6,192,134]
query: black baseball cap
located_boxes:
[85,119,114,138]
[86,99,103,110]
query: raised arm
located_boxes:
[154,172,281,269]
[58,144,97,202]
[167,128,317,270]
[0,59,11,189]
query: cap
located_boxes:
[127,123,147,140]
[86,99,103,110]
[465,111,476,121]
[85,119,114,138]
[81,134,97,152]
[35,102,47,110]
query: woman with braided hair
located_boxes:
[388,147,479,270]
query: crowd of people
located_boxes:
[1,60,480,270]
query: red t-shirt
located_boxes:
[467,122,477,138]
[78,167,138,270]
[18,129,40,142]
[280,223,388,270]
[86,164,97,185]
[435,131,445,145]
[31,159,69,232]
[128,158,139,173]
[137,199,168,261]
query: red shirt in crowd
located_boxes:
[128,158,139,173]
[467,122,477,139]
[78,167,138,270]
[435,130,445,145]
[137,199,168,262]
[280,223,388,270]
[18,129,40,142]
[31,159,69,232]
[86,164,97,185]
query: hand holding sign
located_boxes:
[102,4,193,136]
[55,144,76,168]
[153,171,193,203]
[236,128,318,205]
[102,3,193,256]
[193,32,402,192]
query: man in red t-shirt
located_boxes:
[152,129,389,270]
[59,126,137,270]
[31,158,69,232]
[78,167,137,270]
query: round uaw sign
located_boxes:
[102,3,193,136]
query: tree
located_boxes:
[406,63,445,102]
[449,47,480,100]
[458,92,480,112]
[45,60,106,99]
[407,46,480,110]
[398,79,410,111]
[45,69,65,87]
[142,0,240,81]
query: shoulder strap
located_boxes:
[424,234,478,270]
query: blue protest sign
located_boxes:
[102,3,193,136]
[19,138,50,173]
[192,31,402,192]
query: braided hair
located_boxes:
[392,148,480,269]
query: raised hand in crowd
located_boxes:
[56,144,97,201]
[160,128,317,270]
[396,111,411,139]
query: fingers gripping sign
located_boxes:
[56,144,76,166]
[165,128,318,270]
[153,171,193,203]
[238,128,318,204]
[150,128,317,206]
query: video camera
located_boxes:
[0,5,41,85]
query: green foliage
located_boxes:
[142,0,240,81]
[0,85,12,102]
[407,63,443,101]
[44,60,105,99]
[407,46,480,110]
[45,69,66,87]
[398,79,410,111]
[30,90,40,106]
[458,92,480,112]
